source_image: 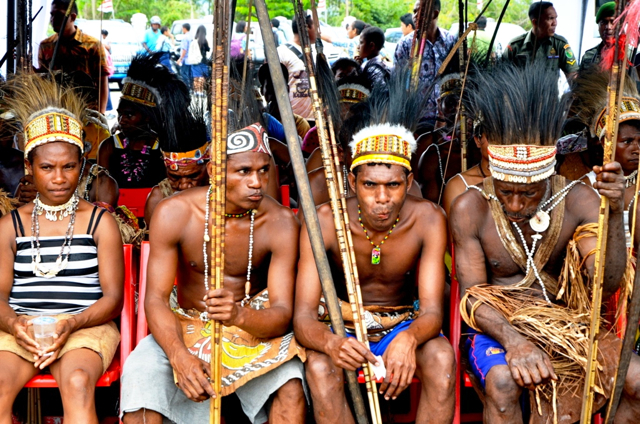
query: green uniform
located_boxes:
[503,31,578,76]
[580,42,604,72]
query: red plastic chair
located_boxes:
[118,188,153,219]
[24,244,135,419]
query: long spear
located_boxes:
[210,0,232,422]
[292,0,381,421]
[580,0,629,421]
[457,0,467,172]
[251,1,369,423]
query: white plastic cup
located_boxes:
[32,316,57,351]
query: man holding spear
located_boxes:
[294,74,456,423]
[451,63,640,423]
[119,120,306,424]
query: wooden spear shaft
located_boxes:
[252,1,369,423]
[210,0,231,422]
[580,2,627,421]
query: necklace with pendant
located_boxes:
[625,170,638,188]
[358,205,399,265]
[528,179,581,233]
[203,186,256,311]
[30,192,79,278]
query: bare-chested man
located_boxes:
[120,122,306,424]
[295,116,455,423]
[451,64,640,423]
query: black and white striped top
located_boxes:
[9,207,106,315]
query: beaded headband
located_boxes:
[24,110,84,158]
[227,123,272,157]
[487,144,557,184]
[338,84,371,104]
[349,124,417,171]
[162,142,211,171]
[595,97,640,138]
[120,78,161,107]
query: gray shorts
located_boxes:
[120,335,306,424]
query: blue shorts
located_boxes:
[466,333,508,387]
[345,320,444,357]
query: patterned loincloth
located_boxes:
[318,297,416,342]
[173,289,306,396]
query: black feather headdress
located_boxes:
[121,53,190,152]
[466,62,571,147]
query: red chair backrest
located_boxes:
[121,244,136,366]
[118,188,153,218]
[136,241,151,346]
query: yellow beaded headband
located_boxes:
[24,110,84,158]
[338,84,371,104]
[487,144,557,184]
[120,78,160,107]
[595,97,640,138]
[162,142,211,171]
[349,124,417,171]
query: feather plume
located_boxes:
[466,62,571,146]
[571,66,639,137]
[5,73,88,127]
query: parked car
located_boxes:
[382,27,403,62]
[75,18,141,86]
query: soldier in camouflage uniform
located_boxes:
[503,2,578,79]
[580,1,615,73]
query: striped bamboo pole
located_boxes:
[581,1,628,421]
[210,0,232,422]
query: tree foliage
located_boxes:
[77,0,532,33]
[437,0,532,32]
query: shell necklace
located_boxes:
[203,186,255,309]
[30,192,79,278]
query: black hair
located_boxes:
[27,142,82,164]
[466,62,570,147]
[361,26,385,51]
[236,21,247,33]
[331,58,362,76]
[292,15,313,34]
[258,62,289,87]
[101,29,108,36]
[352,20,367,35]
[271,18,280,28]
[476,16,487,29]
[195,25,207,48]
[160,26,169,34]
[182,23,191,31]
[51,0,78,15]
[528,2,554,21]
[352,162,410,177]
[400,13,414,29]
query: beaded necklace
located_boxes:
[470,179,580,303]
[358,204,400,265]
[30,192,79,278]
[203,186,256,308]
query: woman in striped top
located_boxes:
[0,74,123,423]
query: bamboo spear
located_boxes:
[251,1,369,423]
[210,0,232,422]
[580,1,628,421]
[457,0,467,172]
[293,0,381,421]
